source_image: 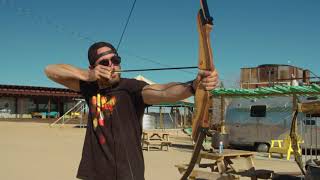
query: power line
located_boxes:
[116,0,137,51]
[309,70,320,81]
[0,0,196,77]
[0,0,95,43]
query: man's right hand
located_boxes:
[87,65,113,82]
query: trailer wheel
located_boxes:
[256,143,269,152]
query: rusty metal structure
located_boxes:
[240,64,311,89]
[0,84,81,118]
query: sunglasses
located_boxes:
[97,56,121,66]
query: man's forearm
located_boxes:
[44,64,90,91]
[45,64,89,81]
[162,82,194,101]
[142,81,195,104]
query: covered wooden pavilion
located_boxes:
[0,84,81,118]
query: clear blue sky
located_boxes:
[0,0,319,88]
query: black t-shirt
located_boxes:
[77,78,148,180]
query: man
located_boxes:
[45,41,219,180]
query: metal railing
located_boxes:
[301,115,320,164]
[50,100,87,127]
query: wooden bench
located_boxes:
[160,141,172,151]
[175,164,239,180]
[176,149,258,180]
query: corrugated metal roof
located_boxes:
[0,84,81,98]
[154,101,194,107]
[211,84,320,98]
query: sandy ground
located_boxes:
[0,121,302,180]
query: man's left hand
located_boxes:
[194,69,219,91]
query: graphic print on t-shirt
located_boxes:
[90,93,116,145]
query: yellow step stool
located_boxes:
[268,135,303,160]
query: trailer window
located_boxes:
[250,105,266,117]
[306,96,318,100]
[304,119,316,126]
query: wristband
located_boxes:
[186,80,196,95]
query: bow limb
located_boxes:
[289,108,305,175]
[181,0,214,179]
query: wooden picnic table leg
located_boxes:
[245,156,257,180]
[224,158,236,172]
[142,132,150,151]
[162,134,169,141]
[217,159,227,173]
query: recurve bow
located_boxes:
[181,0,214,179]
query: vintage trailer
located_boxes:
[225,96,320,152]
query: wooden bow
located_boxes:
[290,100,306,175]
[192,0,215,140]
[181,0,215,179]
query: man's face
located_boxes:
[95,46,121,86]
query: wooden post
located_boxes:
[183,106,187,127]
[57,98,61,117]
[36,99,39,112]
[159,107,164,129]
[293,94,297,112]
[174,107,178,129]
[15,97,19,118]
[220,96,226,134]
[48,98,51,114]
[292,93,297,134]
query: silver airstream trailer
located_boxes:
[225,96,320,152]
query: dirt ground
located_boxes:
[0,121,302,180]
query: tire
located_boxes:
[256,143,269,152]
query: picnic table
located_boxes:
[176,149,259,180]
[141,131,172,151]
